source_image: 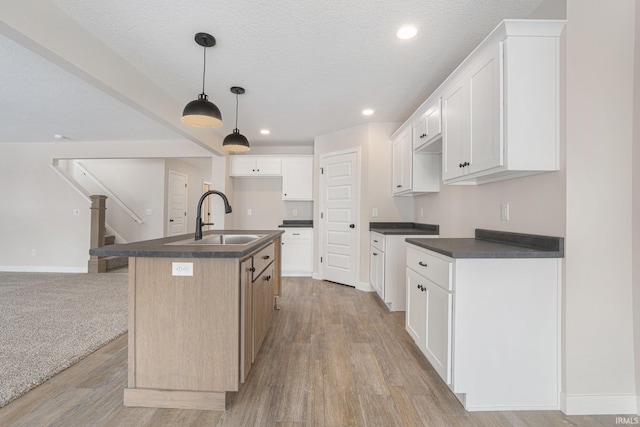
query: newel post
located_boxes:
[88,195,107,273]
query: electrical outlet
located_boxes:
[72,209,80,216]
[146,208,153,215]
[247,209,252,216]
[172,262,193,276]
[293,209,298,217]
[30,249,36,257]
[372,208,378,217]
[501,203,510,221]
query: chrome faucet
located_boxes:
[195,190,233,240]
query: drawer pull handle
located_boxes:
[293,233,300,236]
[263,255,270,260]
[418,261,428,267]
[373,240,378,243]
[373,253,378,256]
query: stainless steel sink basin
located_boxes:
[166,234,265,246]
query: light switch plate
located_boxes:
[172,262,193,276]
[372,208,378,217]
[501,203,510,221]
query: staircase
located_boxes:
[88,195,128,273]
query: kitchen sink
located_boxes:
[166,234,265,246]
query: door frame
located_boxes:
[318,147,361,286]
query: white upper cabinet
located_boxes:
[393,19,565,186]
[282,156,313,201]
[413,99,442,153]
[392,128,440,196]
[229,156,282,177]
[441,20,565,184]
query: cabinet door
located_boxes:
[442,76,470,181]
[240,259,252,382]
[392,135,405,193]
[412,115,428,150]
[424,99,442,145]
[406,268,427,348]
[468,45,502,175]
[281,232,313,275]
[392,128,412,194]
[282,157,313,200]
[370,246,385,299]
[255,157,282,175]
[424,279,452,385]
[252,263,275,361]
[229,156,257,176]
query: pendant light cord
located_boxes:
[235,93,239,130]
[202,45,206,94]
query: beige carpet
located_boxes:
[0,270,128,407]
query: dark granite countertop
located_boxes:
[278,220,313,228]
[370,222,439,236]
[406,229,564,259]
[89,229,284,259]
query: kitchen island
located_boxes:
[90,229,283,411]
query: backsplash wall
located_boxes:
[230,177,313,230]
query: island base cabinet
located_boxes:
[125,257,240,411]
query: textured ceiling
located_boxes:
[1,0,545,146]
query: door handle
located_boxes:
[169,219,174,222]
[349,224,355,229]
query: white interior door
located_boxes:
[320,150,359,287]
[168,170,187,236]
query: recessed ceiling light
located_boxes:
[260,129,270,135]
[396,25,417,40]
[362,109,374,116]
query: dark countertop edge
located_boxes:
[278,220,313,228]
[405,228,564,259]
[475,229,564,255]
[369,222,439,235]
[89,230,284,259]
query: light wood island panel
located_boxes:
[124,238,280,411]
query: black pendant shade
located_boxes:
[182,33,223,128]
[223,86,250,152]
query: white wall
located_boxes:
[564,0,637,415]
[75,159,165,243]
[0,139,220,272]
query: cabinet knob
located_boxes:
[252,169,255,172]
[249,267,256,272]
[284,193,287,196]
[396,185,402,188]
[418,261,428,267]
[263,255,270,260]
[373,252,378,256]
[373,240,378,243]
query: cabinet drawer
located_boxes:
[371,232,385,252]
[252,242,275,281]
[407,246,452,291]
[282,228,313,240]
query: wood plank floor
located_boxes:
[0,277,627,426]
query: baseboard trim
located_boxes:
[312,272,321,280]
[561,392,638,415]
[282,271,313,277]
[356,281,375,292]
[0,266,88,273]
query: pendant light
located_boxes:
[222,86,250,152]
[182,33,222,127]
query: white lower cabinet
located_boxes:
[280,228,313,276]
[406,244,561,411]
[370,232,438,311]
